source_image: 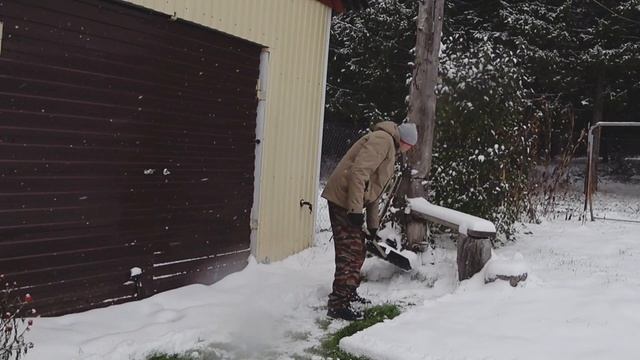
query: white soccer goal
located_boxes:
[584,122,640,222]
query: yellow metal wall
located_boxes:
[123,0,331,262]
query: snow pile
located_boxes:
[27,244,337,360]
[341,219,640,360]
[484,251,529,281]
[26,178,640,360]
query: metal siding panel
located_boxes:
[304,2,315,241]
[297,1,312,253]
[314,6,328,247]
[260,2,327,260]
[0,0,261,314]
[307,1,321,251]
[121,0,330,261]
[286,5,299,255]
[312,8,332,248]
[272,48,287,257]
[265,11,281,258]
[296,2,309,252]
[303,6,322,252]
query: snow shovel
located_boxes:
[366,237,412,271]
[363,166,413,271]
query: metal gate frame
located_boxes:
[584,121,640,221]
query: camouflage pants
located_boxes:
[327,201,366,310]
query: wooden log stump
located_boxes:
[456,234,492,281]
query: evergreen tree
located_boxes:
[456,0,640,129]
[325,0,416,126]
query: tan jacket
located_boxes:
[322,121,399,229]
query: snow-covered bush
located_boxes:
[1,278,35,360]
[430,35,535,241]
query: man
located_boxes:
[322,121,418,321]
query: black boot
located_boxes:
[349,291,371,305]
[327,306,363,321]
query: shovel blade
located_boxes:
[366,240,412,271]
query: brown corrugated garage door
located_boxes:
[0,0,261,315]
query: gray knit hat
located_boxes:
[398,123,418,146]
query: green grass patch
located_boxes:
[312,304,402,360]
[145,343,281,360]
[147,304,402,360]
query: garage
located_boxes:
[0,0,261,315]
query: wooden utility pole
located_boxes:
[404,0,444,247]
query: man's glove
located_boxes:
[347,213,364,227]
[365,228,378,241]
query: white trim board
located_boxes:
[250,48,270,257]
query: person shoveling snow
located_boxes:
[321,121,418,321]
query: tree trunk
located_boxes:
[457,235,492,281]
[404,0,444,248]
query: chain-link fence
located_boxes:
[316,122,365,233]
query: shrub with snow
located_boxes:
[1,277,35,360]
[431,35,535,241]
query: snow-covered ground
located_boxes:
[27,178,639,360]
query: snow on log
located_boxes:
[407,197,496,238]
[407,197,499,281]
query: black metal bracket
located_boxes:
[130,272,143,298]
[300,199,313,214]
